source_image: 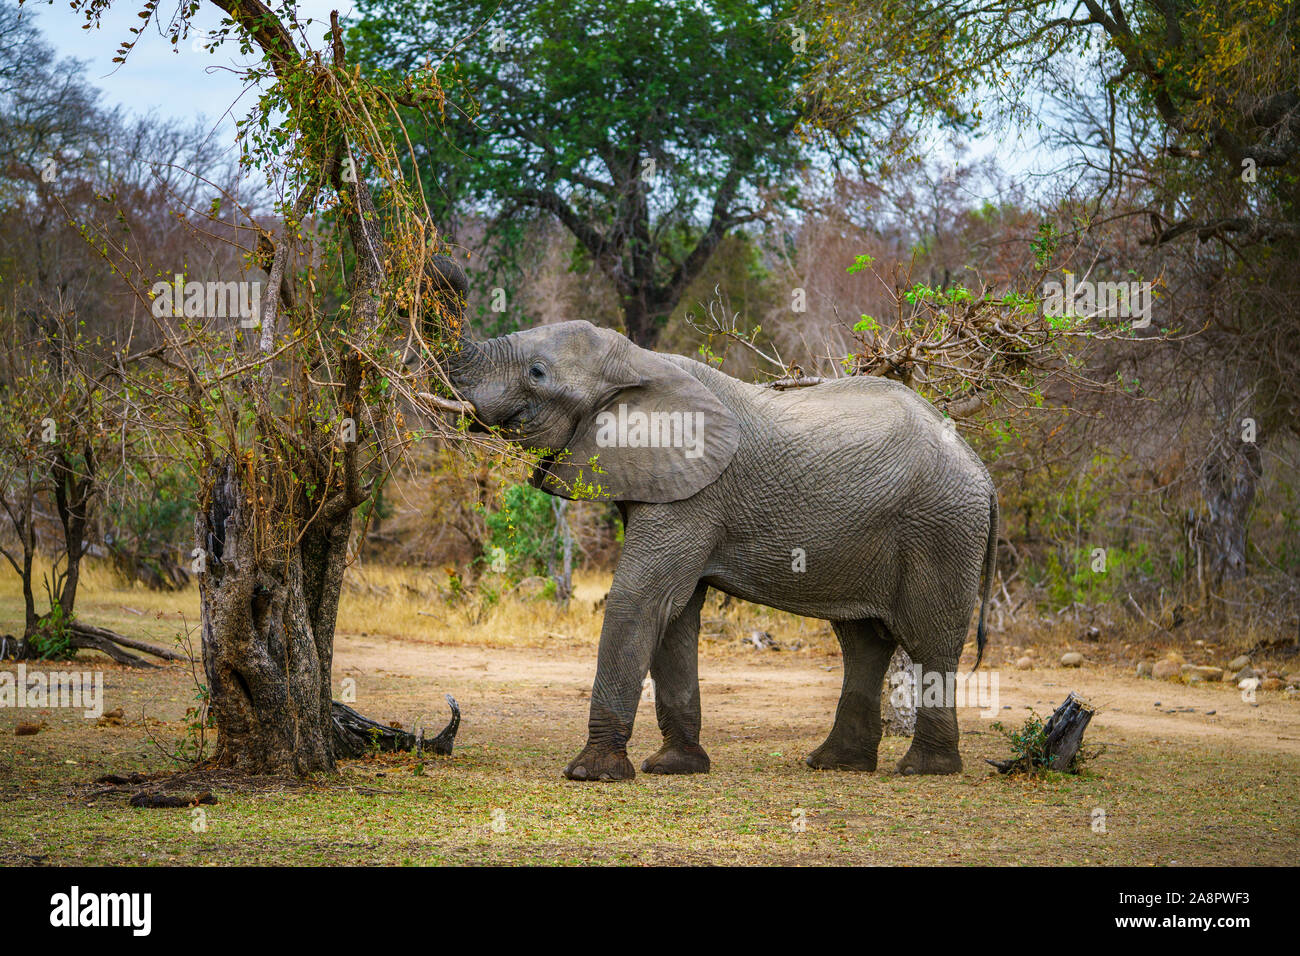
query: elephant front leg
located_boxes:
[564,698,640,782]
[563,590,686,782]
[563,511,713,782]
[642,583,710,775]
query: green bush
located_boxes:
[104,463,196,588]
[990,710,1051,771]
[1033,542,1157,609]
[30,603,75,661]
[482,483,560,582]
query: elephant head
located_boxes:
[440,314,740,504]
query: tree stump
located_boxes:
[988,693,1095,774]
[883,647,916,736]
[332,694,460,758]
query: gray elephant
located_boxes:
[433,280,997,781]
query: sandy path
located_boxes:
[334,634,1300,758]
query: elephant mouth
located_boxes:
[499,410,532,440]
[531,454,557,489]
[501,408,570,450]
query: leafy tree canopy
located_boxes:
[352,0,824,345]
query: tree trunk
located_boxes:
[19,503,38,639]
[1,473,42,639]
[621,294,663,349]
[883,647,917,736]
[1200,428,1262,588]
[50,446,93,620]
[551,497,573,606]
[196,456,344,774]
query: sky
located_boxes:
[21,0,348,136]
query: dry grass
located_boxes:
[0,557,840,655]
[336,563,843,655]
[338,564,608,648]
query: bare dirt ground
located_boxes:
[342,635,1300,757]
[3,628,1297,866]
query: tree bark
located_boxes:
[332,696,459,757]
[1200,432,1262,588]
[621,294,664,349]
[882,647,916,736]
[196,456,342,774]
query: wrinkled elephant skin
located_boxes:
[447,321,998,781]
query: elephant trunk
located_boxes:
[417,254,533,432]
[423,254,469,331]
[444,336,486,390]
[418,253,481,416]
[446,336,518,430]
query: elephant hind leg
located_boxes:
[806,619,894,772]
[643,582,711,775]
[896,647,963,775]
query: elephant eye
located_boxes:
[528,363,546,382]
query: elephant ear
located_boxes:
[536,348,739,503]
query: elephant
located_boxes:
[430,270,998,782]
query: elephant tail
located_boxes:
[974,490,999,670]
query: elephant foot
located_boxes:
[642,742,711,775]
[805,741,878,772]
[564,744,635,782]
[895,746,962,775]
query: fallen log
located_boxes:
[69,629,151,667]
[73,623,187,661]
[332,694,460,758]
[2,622,186,668]
[988,692,1095,774]
[69,622,186,668]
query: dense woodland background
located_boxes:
[1,0,1297,669]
